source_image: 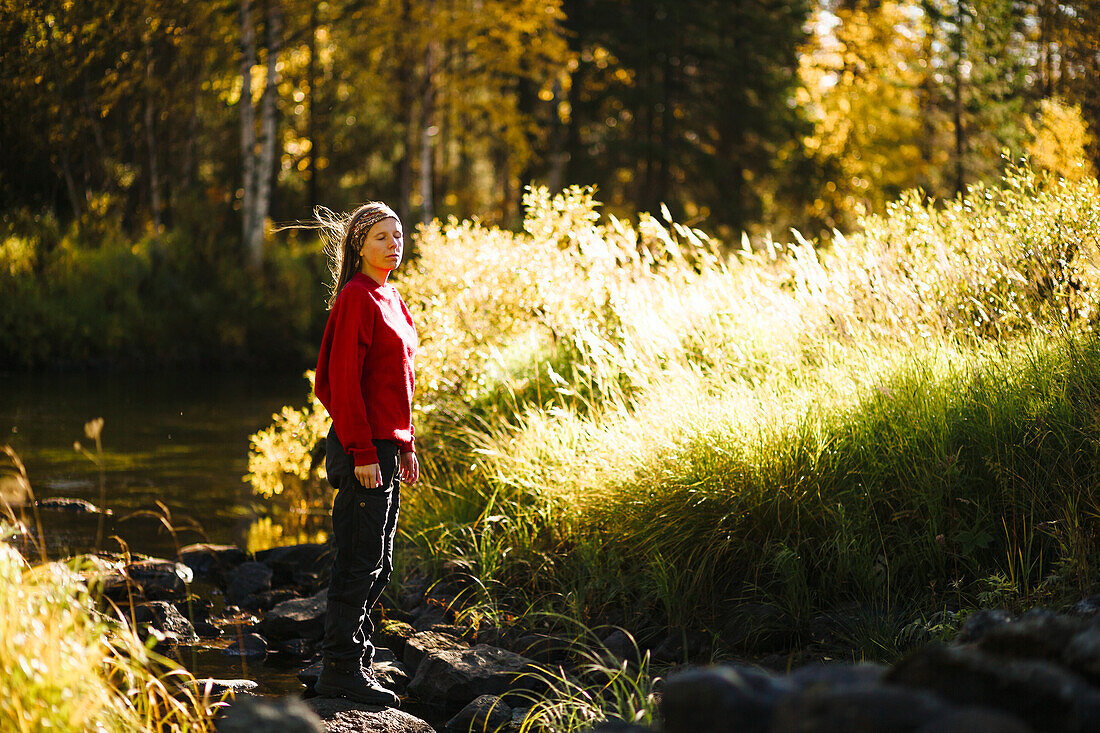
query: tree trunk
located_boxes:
[144,32,163,235]
[250,0,281,270]
[418,8,436,224]
[307,2,318,211]
[240,0,258,264]
[397,0,414,225]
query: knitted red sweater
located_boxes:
[314,272,417,466]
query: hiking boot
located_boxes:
[315,659,400,707]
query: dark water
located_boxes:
[0,368,325,559]
[0,368,330,698]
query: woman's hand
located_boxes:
[399,451,420,485]
[354,463,382,488]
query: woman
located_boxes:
[312,201,419,708]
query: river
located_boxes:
[1,367,322,559]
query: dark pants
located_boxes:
[321,426,401,666]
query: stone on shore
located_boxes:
[215,695,323,733]
[375,618,416,656]
[260,590,328,642]
[226,562,274,606]
[305,697,434,733]
[133,600,198,643]
[184,678,259,697]
[125,557,193,600]
[179,543,250,583]
[445,694,512,733]
[224,632,269,659]
[406,644,538,705]
[886,642,1100,732]
[403,629,469,676]
[661,664,795,733]
[768,685,947,732]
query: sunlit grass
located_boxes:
[250,166,1100,668]
[0,536,219,731]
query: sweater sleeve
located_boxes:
[317,289,378,466]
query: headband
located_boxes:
[349,204,399,245]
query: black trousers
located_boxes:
[320,426,401,665]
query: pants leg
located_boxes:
[321,427,401,665]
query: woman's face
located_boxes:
[359,216,403,275]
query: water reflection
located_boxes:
[0,367,321,558]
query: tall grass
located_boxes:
[1,448,219,732]
[249,166,1100,649]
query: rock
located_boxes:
[512,634,567,664]
[224,633,268,659]
[305,697,434,733]
[886,642,1100,732]
[125,558,193,600]
[445,694,512,733]
[954,609,1014,645]
[787,662,888,692]
[511,707,531,730]
[216,695,323,732]
[255,542,332,588]
[375,619,416,656]
[133,600,198,643]
[602,630,640,664]
[407,644,538,705]
[87,567,144,605]
[399,575,430,611]
[976,610,1084,663]
[299,660,324,689]
[179,543,249,583]
[724,603,799,653]
[661,664,794,733]
[652,628,710,664]
[259,590,327,642]
[374,659,410,695]
[768,686,947,733]
[410,603,449,631]
[404,629,468,676]
[1071,597,1100,618]
[1063,626,1100,682]
[185,678,259,697]
[37,496,111,514]
[916,707,1033,733]
[276,638,319,659]
[226,562,273,606]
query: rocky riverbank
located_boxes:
[50,537,1100,732]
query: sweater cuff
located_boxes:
[351,446,379,466]
[398,438,415,454]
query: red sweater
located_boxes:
[314,272,417,466]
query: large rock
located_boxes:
[216,695,323,733]
[446,694,512,733]
[133,600,198,643]
[886,642,1100,732]
[224,633,268,659]
[768,686,947,733]
[226,562,273,606]
[184,678,259,697]
[179,543,249,584]
[305,697,434,733]
[915,707,1033,733]
[260,590,328,642]
[407,644,537,705]
[975,609,1084,663]
[125,558,193,600]
[661,664,795,733]
[255,542,332,589]
[787,662,888,692]
[404,629,468,676]
[954,609,1015,645]
[375,619,416,657]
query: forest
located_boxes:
[3,1,1100,732]
[1,0,1098,366]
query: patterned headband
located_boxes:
[349,204,399,245]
